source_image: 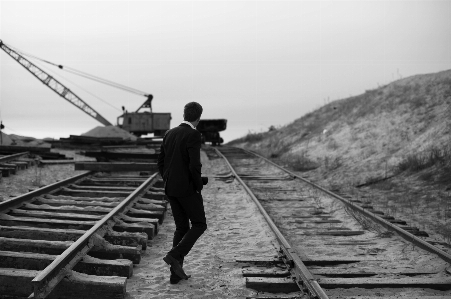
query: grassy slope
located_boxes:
[230,69,451,188]
[229,69,451,245]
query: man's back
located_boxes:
[158,123,203,198]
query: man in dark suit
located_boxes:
[157,102,207,284]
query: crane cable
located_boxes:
[4,42,150,98]
[33,59,122,112]
[63,66,148,97]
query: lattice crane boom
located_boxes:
[0,40,113,126]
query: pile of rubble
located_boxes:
[82,126,138,141]
[49,126,139,149]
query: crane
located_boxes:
[0,40,171,136]
[0,40,112,126]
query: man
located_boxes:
[157,102,207,284]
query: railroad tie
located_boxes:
[0,213,155,240]
[0,236,142,264]
[0,164,17,175]
[0,269,127,299]
[0,225,148,250]
[317,277,451,290]
[0,251,133,278]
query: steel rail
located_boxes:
[0,151,29,163]
[214,147,329,299]
[0,171,92,213]
[242,148,451,264]
[29,172,159,299]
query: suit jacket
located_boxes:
[157,123,203,197]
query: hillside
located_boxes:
[229,69,451,247]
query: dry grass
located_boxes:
[396,144,451,173]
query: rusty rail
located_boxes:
[214,147,329,299]
[0,151,29,163]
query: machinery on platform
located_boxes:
[0,40,171,137]
[197,119,227,146]
[116,95,171,136]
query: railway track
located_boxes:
[214,146,451,299]
[0,169,167,299]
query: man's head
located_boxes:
[183,102,203,126]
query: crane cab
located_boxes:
[118,112,171,137]
[117,95,171,137]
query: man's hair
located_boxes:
[184,102,203,122]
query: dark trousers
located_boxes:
[167,192,207,260]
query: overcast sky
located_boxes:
[0,0,450,142]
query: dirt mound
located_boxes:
[9,134,36,142]
[0,132,14,145]
[82,126,138,141]
[1,134,52,147]
[229,68,451,187]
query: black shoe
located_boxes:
[170,277,182,284]
[163,254,190,280]
[170,269,182,284]
[169,258,185,284]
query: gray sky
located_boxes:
[1,0,450,142]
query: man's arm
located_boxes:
[157,138,166,178]
[187,130,203,192]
